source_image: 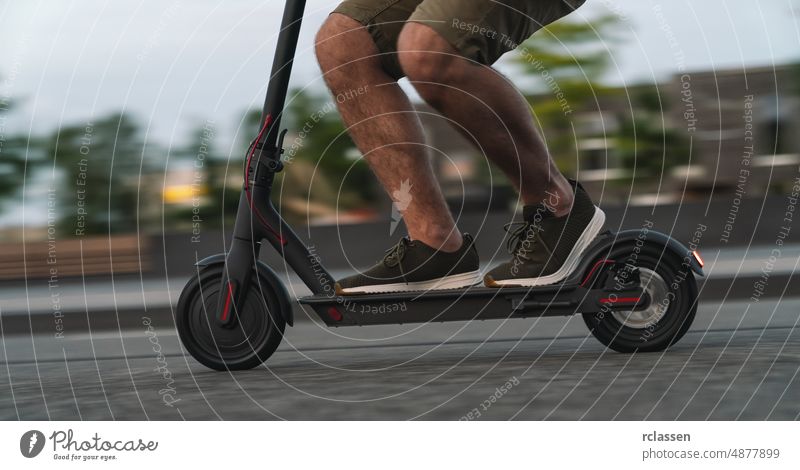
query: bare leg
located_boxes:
[315,14,462,252]
[397,23,574,216]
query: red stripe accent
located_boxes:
[221,282,234,322]
[327,307,343,322]
[600,297,641,304]
[243,114,288,247]
[244,115,272,192]
[580,259,613,287]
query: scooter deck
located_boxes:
[298,282,645,327]
[294,228,703,327]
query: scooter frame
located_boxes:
[179,0,703,370]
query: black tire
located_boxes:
[176,263,285,371]
[582,241,698,353]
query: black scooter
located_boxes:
[176,0,703,371]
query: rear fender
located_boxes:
[571,229,704,286]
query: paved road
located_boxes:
[1,296,798,420]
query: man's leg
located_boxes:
[315,14,463,252]
[396,18,604,288]
[397,22,574,216]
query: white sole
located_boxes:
[487,207,606,287]
[337,270,482,295]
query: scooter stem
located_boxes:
[258,0,307,148]
[216,0,334,327]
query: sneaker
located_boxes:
[335,233,481,295]
[484,180,605,287]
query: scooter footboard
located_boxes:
[298,284,646,327]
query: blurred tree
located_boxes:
[200,153,241,229]
[237,89,376,223]
[0,97,31,208]
[46,112,154,235]
[286,90,374,202]
[515,15,623,174]
[615,86,690,183]
[165,122,248,230]
[517,15,690,187]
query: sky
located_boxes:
[1,0,798,151]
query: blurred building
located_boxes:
[418,63,800,207]
[666,64,800,192]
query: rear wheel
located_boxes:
[583,242,698,352]
[176,263,285,370]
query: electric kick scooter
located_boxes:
[176,0,704,371]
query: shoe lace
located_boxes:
[383,237,411,267]
[504,221,540,261]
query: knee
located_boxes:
[315,15,351,73]
[315,14,379,81]
[397,23,461,103]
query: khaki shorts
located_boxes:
[333,0,586,79]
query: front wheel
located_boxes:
[582,241,698,353]
[176,263,286,371]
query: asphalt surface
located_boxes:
[1,296,798,420]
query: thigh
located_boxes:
[409,0,586,66]
[333,0,423,79]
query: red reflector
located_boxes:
[327,307,343,322]
[692,250,704,268]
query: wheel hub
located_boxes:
[611,268,669,329]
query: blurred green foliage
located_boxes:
[615,87,690,182]
[517,15,689,184]
[517,15,623,174]
[256,89,375,217]
[45,113,156,235]
[0,98,29,203]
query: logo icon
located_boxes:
[20,430,45,458]
[389,179,413,235]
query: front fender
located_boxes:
[195,254,294,326]
[571,229,704,285]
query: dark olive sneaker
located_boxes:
[484,180,605,287]
[335,233,481,295]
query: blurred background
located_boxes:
[2,0,800,421]
[0,0,798,279]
